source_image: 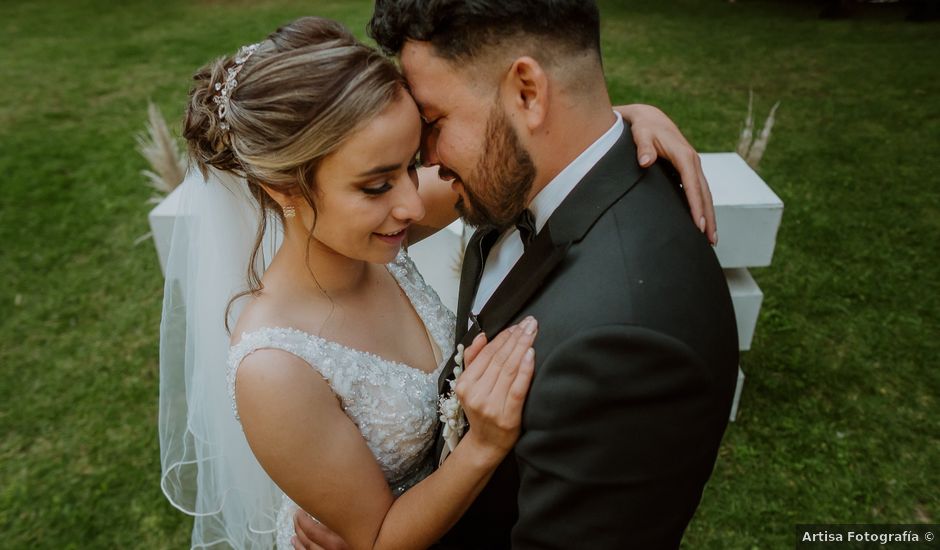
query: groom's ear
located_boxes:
[502,56,548,132]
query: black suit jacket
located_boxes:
[434,130,739,549]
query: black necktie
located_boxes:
[516,208,537,250]
[455,227,499,344]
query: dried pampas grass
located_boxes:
[137,101,186,204]
[737,91,755,159]
[736,90,780,170]
[135,102,187,246]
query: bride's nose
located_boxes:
[391,175,425,223]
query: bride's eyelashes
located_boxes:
[362,182,393,196]
[362,158,420,196]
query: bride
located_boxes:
[159,16,716,550]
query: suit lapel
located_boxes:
[473,228,569,344]
[474,128,645,332]
[437,228,569,394]
[432,228,569,463]
[545,128,643,245]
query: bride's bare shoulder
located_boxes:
[229,285,322,346]
[229,293,275,345]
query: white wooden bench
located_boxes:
[699,153,783,419]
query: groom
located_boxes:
[300,1,738,547]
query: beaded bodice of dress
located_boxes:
[226,250,456,547]
[228,249,455,488]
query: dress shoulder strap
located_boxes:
[226,326,331,422]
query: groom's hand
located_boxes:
[292,510,349,550]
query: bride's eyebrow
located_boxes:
[356,163,403,178]
[354,147,421,179]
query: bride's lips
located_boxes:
[374,227,408,245]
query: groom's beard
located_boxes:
[457,105,536,230]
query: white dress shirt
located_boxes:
[470,112,625,320]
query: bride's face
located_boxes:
[302,89,425,265]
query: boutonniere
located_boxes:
[438,344,467,464]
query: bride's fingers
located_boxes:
[489,322,537,409]
[671,148,708,235]
[632,126,658,168]
[699,168,718,244]
[459,324,516,384]
[502,347,535,420]
[460,332,488,371]
[468,317,535,403]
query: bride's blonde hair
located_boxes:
[182,16,406,329]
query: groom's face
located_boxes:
[401,40,535,230]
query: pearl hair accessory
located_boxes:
[283,205,296,219]
[212,42,261,132]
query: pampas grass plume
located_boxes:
[746,100,780,170]
[136,101,186,246]
[137,101,186,202]
[737,90,754,158]
[737,90,780,170]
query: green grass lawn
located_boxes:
[1,0,937,548]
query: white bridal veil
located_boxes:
[158,167,283,549]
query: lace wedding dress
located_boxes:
[227,250,455,549]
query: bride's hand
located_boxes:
[455,317,538,466]
[614,104,718,245]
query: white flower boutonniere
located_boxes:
[438,343,467,464]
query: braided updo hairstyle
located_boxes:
[183,16,406,329]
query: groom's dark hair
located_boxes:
[368,0,601,62]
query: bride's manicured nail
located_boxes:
[639,154,651,166]
[698,216,706,232]
[524,318,537,335]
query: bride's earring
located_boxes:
[283,205,296,219]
